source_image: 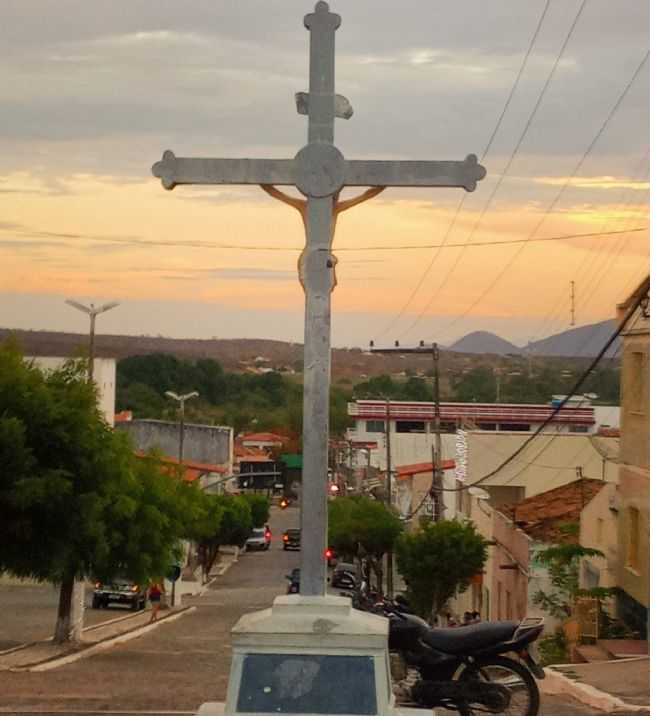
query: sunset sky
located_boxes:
[1,1,649,348]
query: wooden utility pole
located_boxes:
[385,397,393,597]
[431,343,443,521]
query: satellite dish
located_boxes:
[469,486,490,501]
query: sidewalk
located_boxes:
[0,605,192,671]
[543,656,650,713]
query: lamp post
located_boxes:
[164,391,199,464]
[65,300,120,383]
[64,298,119,644]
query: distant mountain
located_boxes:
[449,331,521,356]
[528,319,617,358]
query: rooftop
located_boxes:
[396,460,455,478]
[501,478,606,542]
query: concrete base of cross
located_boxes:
[195,594,431,716]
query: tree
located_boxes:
[329,496,403,593]
[0,346,211,643]
[242,494,271,528]
[396,519,487,619]
[531,523,611,619]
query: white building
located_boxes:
[29,356,116,426]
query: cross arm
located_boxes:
[343,154,486,192]
[152,150,295,190]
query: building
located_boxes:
[461,431,619,509]
[393,460,456,525]
[117,419,234,476]
[616,276,650,638]
[137,452,231,494]
[346,399,617,475]
[29,356,116,426]
[240,432,287,452]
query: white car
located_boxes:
[245,527,271,551]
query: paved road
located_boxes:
[0,505,614,715]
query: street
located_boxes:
[0,506,608,715]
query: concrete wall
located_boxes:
[580,483,619,593]
[30,356,116,426]
[492,510,530,622]
[117,419,233,472]
[396,468,457,527]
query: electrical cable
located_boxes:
[397,0,589,341]
[373,0,552,341]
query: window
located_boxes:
[477,422,497,431]
[629,352,645,413]
[440,421,457,433]
[396,420,425,433]
[596,518,604,544]
[365,420,385,433]
[569,425,590,433]
[499,423,530,432]
[505,590,512,620]
[627,507,641,572]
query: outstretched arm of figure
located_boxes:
[260,184,306,214]
[335,186,385,214]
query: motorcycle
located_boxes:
[385,606,544,716]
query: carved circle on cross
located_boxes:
[294,143,346,198]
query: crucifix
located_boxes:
[153,1,486,598]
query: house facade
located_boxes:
[616,276,650,638]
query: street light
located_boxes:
[164,391,199,464]
[64,298,119,644]
[65,299,120,381]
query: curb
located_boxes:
[543,666,650,713]
[11,607,196,673]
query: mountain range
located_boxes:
[448,319,618,357]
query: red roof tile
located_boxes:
[396,460,455,478]
[502,478,605,542]
[241,432,287,443]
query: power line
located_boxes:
[398,0,589,341]
[432,47,650,344]
[373,0,553,340]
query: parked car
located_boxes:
[331,562,357,589]
[92,579,146,610]
[286,568,300,594]
[245,527,271,551]
[282,528,301,551]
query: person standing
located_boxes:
[148,580,163,623]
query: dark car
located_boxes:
[92,579,146,610]
[331,562,357,589]
[282,528,301,551]
[286,568,300,594]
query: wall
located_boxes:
[580,483,619,595]
[491,510,530,622]
[117,419,233,472]
[30,356,116,426]
[396,468,457,527]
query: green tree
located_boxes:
[242,494,271,528]
[0,346,210,643]
[453,367,496,403]
[329,496,403,593]
[396,519,487,619]
[531,523,611,619]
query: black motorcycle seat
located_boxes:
[421,621,519,655]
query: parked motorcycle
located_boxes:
[385,606,544,716]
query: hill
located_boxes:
[527,319,617,357]
[449,331,521,356]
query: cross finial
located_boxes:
[305,2,340,31]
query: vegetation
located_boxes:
[328,496,403,594]
[241,494,270,528]
[116,353,353,437]
[0,345,253,644]
[531,523,612,619]
[396,519,487,619]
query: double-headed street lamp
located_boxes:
[65,299,120,382]
[165,391,199,464]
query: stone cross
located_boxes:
[152,1,486,597]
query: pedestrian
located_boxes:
[471,610,481,623]
[148,579,163,623]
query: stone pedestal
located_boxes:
[196,595,427,716]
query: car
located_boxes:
[282,528,301,550]
[331,562,357,589]
[92,579,146,610]
[286,568,300,594]
[245,527,271,551]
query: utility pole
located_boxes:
[164,391,199,465]
[64,298,119,644]
[570,280,576,327]
[384,397,393,598]
[494,366,502,403]
[431,343,443,521]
